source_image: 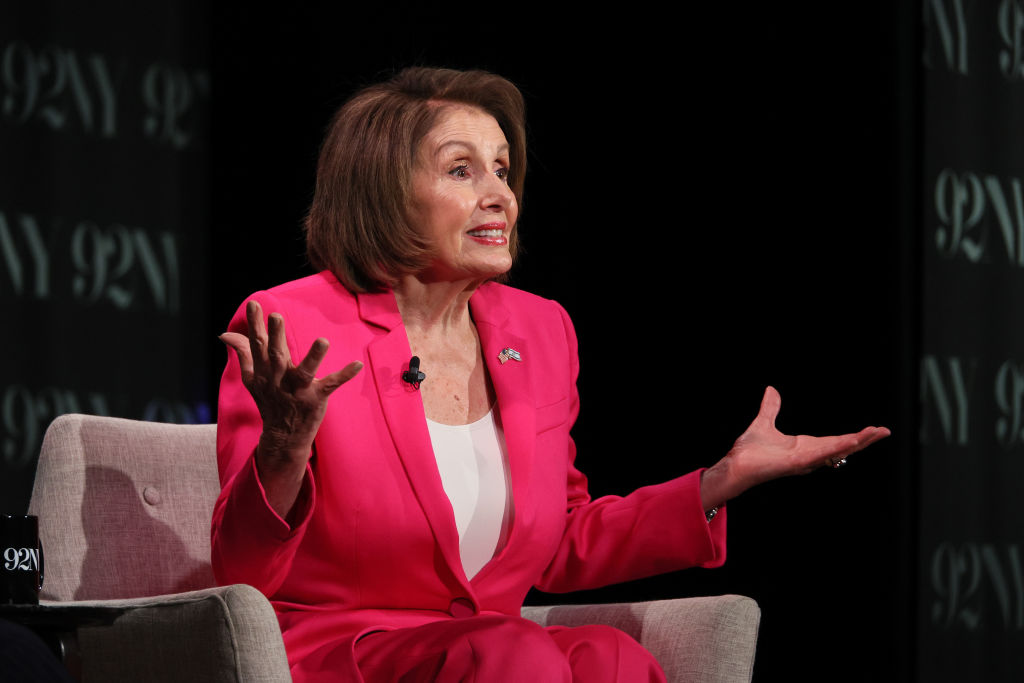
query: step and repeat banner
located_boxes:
[922,0,1024,677]
[0,4,211,513]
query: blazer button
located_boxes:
[448,597,475,618]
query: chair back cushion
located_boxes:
[27,414,219,600]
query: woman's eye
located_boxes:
[449,164,469,178]
[495,167,509,183]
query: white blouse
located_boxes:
[426,407,514,579]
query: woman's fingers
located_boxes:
[267,312,291,384]
[290,340,362,394]
[231,302,362,403]
[246,300,270,376]
[803,426,891,469]
[753,387,891,465]
[757,386,782,430]
[292,338,330,388]
[319,361,364,396]
[839,426,891,459]
[836,426,888,454]
[219,332,254,379]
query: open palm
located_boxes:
[701,387,891,509]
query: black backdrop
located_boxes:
[3,2,936,680]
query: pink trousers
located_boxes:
[350,614,667,682]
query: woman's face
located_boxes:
[409,105,518,283]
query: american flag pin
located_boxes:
[498,347,522,364]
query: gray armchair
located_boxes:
[27,414,759,682]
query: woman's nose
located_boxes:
[479,173,515,211]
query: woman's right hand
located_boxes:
[220,299,363,518]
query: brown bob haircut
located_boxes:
[305,67,527,293]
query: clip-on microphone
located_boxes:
[402,356,426,389]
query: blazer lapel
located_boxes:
[356,286,539,589]
[358,290,467,584]
[470,291,535,553]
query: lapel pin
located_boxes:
[498,347,522,364]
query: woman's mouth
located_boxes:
[466,224,507,245]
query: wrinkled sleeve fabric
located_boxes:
[211,291,317,597]
[534,302,727,593]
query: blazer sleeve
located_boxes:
[210,291,317,597]
[534,303,727,593]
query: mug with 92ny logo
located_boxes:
[1,514,44,604]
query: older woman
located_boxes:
[214,67,889,682]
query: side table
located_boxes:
[0,602,125,681]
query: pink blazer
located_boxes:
[211,271,726,678]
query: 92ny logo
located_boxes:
[2,547,40,572]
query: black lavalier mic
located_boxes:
[402,356,425,389]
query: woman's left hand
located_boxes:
[699,386,891,510]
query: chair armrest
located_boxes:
[43,584,290,683]
[521,595,760,683]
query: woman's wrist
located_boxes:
[699,455,744,512]
[257,426,314,466]
[255,438,311,521]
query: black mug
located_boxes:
[1,514,44,605]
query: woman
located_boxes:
[213,67,889,682]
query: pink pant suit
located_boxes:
[212,271,727,682]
